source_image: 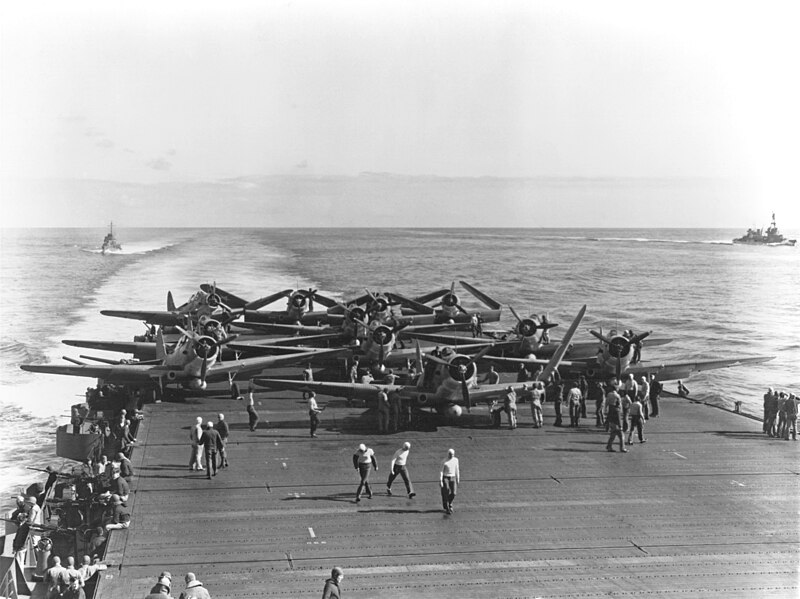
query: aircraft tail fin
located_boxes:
[167,291,176,312]
[156,328,167,362]
[459,281,501,310]
[540,305,586,382]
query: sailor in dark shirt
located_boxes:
[103,494,131,531]
[106,471,129,502]
[200,421,223,479]
[215,413,230,468]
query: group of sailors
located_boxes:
[762,387,799,440]
[488,372,663,432]
[4,401,143,595]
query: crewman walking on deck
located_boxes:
[386,441,415,498]
[626,396,647,445]
[322,567,344,599]
[353,443,378,502]
[440,448,460,514]
[199,421,223,480]
[308,391,323,438]
[215,414,229,468]
[245,384,260,432]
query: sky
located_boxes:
[1,0,799,227]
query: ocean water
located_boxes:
[1,227,798,501]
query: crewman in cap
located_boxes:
[352,443,378,503]
[144,571,173,598]
[199,421,223,480]
[104,494,131,531]
[322,567,344,599]
[178,572,210,599]
[189,416,204,471]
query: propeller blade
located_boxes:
[590,329,614,345]
[631,330,652,345]
[379,344,385,369]
[616,356,621,381]
[467,343,495,366]
[415,340,423,374]
[456,304,469,315]
[508,305,524,323]
[200,356,208,387]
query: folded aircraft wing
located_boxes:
[252,379,405,402]
[62,340,159,359]
[100,309,180,326]
[206,348,348,381]
[623,356,774,381]
[20,362,161,383]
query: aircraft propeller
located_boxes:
[589,329,651,379]
[437,282,468,315]
[424,343,494,412]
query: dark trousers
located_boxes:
[218,439,228,467]
[204,450,217,478]
[309,411,319,436]
[606,428,624,451]
[248,408,259,431]
[441,476,457,509]
[650,394,660,417]
[627,415,644,442]
[356,464,372,499]
[569,404,580,427]
[387,464,413,495]
[554,402,563,426]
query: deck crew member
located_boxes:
[784,393,798,441]
[626,396,647,444]
[103,494,131,531]
[353,444,378,502]
[199,421,223,479]
[189,416,204,471]
[215,414,229,468]
[322,567,344,599]
[386,441,415,498]
[567,382,582,427]
[178,572,210,599]
[529,382,544,428]
[245,385,260,432]
[504,386,518,429]
[308,391,323,438]
[649,374,662,417]
[440,448,460,514]
[481,364,500,385]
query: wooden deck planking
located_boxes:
[96,393,799,598]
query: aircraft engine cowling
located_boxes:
[372,326,393,347]
[440,293,460,318]
[517,318,539,338]
[368,297,389,315]
[290,293,308,309]
[446,355,477,384]
[608,337,632,359]
[193,336,220,361]
[166,370,178,381]
[207,293,222,308]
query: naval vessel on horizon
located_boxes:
[733,212,796,246]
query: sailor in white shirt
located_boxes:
[439,448,460,514]
[386,442,415,498]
